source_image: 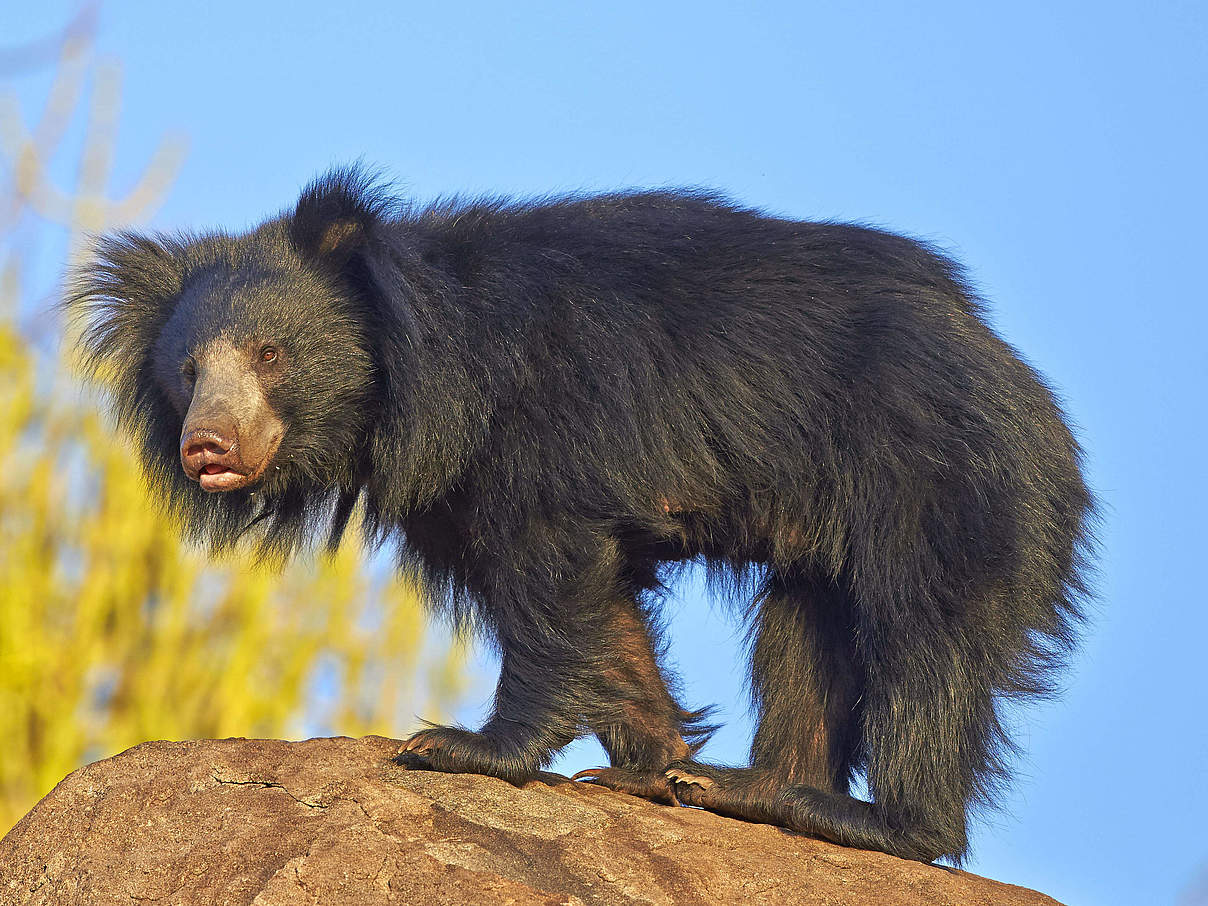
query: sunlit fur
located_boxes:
[68,168,1096,863]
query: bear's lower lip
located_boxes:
[198,467,248,492]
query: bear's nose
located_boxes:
[180,426,237,475]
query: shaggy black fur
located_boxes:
[69,168,1095,864]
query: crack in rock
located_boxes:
[211,771,329,809]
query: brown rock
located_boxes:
[0,736,1061,905]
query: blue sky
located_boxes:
[4,2,1205,903]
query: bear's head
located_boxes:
[67,168,406,556]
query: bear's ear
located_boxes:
[289,167,391,269]
[65,230,188,383]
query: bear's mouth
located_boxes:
[185,432,282,493]
[198,463,251,492]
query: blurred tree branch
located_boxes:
[0,23,187,236]
[0,2,98,76]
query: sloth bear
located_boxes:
[70,169,1094,863]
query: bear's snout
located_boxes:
[181,424,249,491]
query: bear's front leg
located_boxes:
[396,530,625,783]
[396,636,587,783]
[397,725,537,782]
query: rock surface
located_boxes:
[0,736,1060,905]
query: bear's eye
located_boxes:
[259,346,279,364]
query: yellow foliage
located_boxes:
[0,309,464,835]
[0,29,466,836]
